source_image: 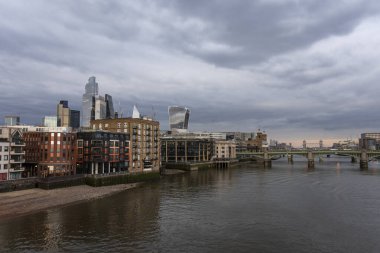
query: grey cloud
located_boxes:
[0,0,379,142]
[157,0,380,67]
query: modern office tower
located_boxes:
[95,96,106,120]
[82,76,99,127]
[57,100,70,127]
[43,116,58,127]
[4,116,20,126]
[168,106,190,131]
[105,94,114,119]
[70,110,80,129]
[91,117,160,173]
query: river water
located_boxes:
[1,156,380,253]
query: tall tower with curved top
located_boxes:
[168,106,190,132]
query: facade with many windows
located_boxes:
[161,137,213,163]
[24,131,77,177]
[91,118,160,172]
[0,126,27,180]
[214,140,237,159]
[76,131,130,174]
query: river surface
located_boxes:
[1,156,380,253]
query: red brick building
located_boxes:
[24,131,77,177]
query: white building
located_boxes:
[214,140,237,159]
[0,126,27,180]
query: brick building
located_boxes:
[76,131,130,174]
[24,131,76,177]
[90,118,160,172]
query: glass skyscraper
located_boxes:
[168,106,190,131]
[105,94,114,119]
[82,77,115,127]
[82,77,99,127]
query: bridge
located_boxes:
[237,150,380,170]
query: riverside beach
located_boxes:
[0,183,140,221]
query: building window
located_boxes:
[4,146,8,152]
[4,155,8,161]
[117,123,121,128]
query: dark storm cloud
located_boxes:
[0,0,379,142]
[159,0,380,67]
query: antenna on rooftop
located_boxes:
[151,105,156,120]
[118,101,123,118]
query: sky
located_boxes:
[1,0,380,146]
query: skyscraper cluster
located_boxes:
[81,76,114,127]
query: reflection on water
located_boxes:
[1,157,380,253]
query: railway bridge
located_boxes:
[237,150,380,170]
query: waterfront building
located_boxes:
[90,118,160,172]
[70,110,80,129]
[24,130,76,177]
[359,133,380,150]
[57,100,70,127]
[76,131,130,174]
[0,126,27,180]
[82,76,99,127]
[161,136,213,163]
[214,140,237,159]
[168,106,190,132]
[43,116,58,128]
[246,131,268,152]
[4,116,20,126]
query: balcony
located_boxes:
[10,149,25,155]
[10,159,25,163]
[9,166,25,172]
[11,142,25,146]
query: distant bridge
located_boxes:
[237,150,380,170]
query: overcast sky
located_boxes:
[1,0,380,145]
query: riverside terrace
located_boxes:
[237,150,380,170]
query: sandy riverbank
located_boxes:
[0,183,140,221]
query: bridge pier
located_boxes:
[264,152,272,168]
[307,152,315,169]
[360,151,368,170]
[287,154,293,163]
[351,156,357,163]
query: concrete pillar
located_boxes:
[264,151,272,168]
[287,154,293,163]
[307,152,315,169]
[95,163,98,174]
[91,163,94,174]
[360,151,368,170]
[108,163,111,173]
[102,163,104,174]
[319,156,323,163]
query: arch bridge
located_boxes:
[237,150,380,170]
